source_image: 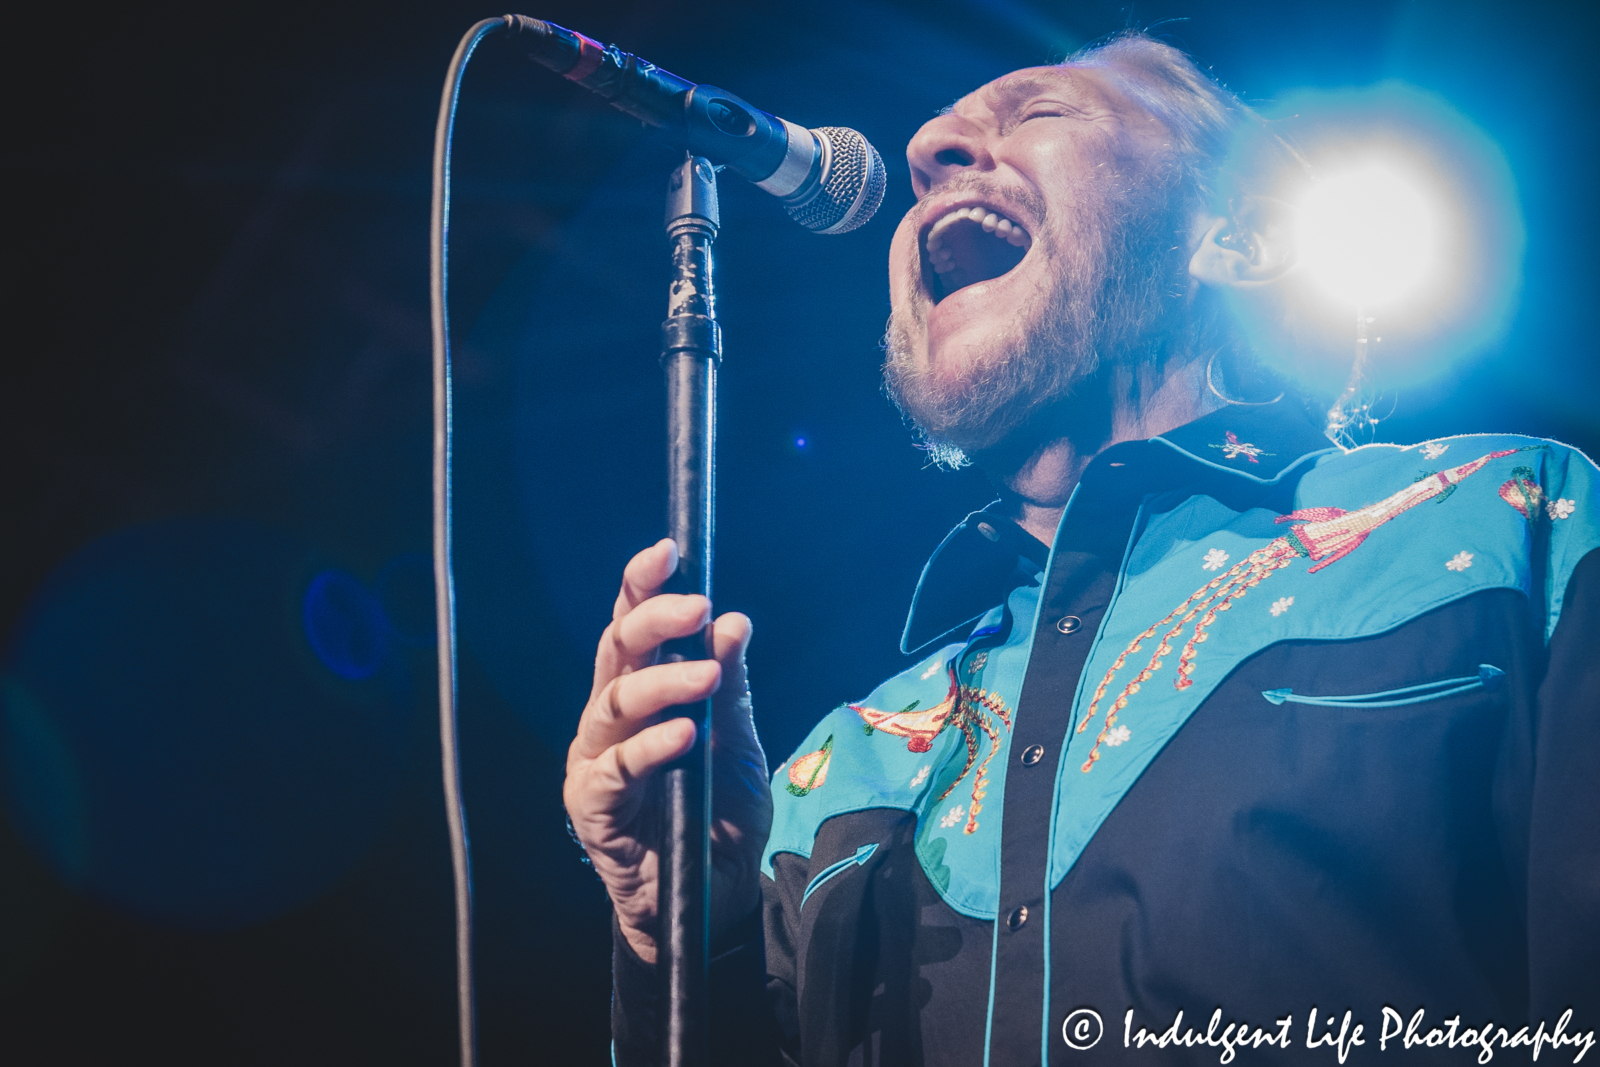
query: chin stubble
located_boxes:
[883,173,1188,461]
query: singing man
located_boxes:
[564,32,1600,1066]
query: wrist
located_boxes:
[619,918,659,965]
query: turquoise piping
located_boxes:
[981,912,1001,1067]
[1146,436,1338,486]
[1263,664,1504,708]
[1038,492,1155,1062]
[798,843,878,912]
[1036,486,1079,1066]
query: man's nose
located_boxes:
[906,113,994,197]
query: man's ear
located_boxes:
[1188,198,1297,290]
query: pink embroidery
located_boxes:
[1074,449,1519,773]
[1277,449,1516,573]
[1498,466,1544,520]
[1212,431,1272,464]
[853,667,1012,834]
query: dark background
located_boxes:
[6,0,1597,1062]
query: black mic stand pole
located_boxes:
[659,152,720,1067]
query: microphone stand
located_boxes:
[435,22,871,1065]
[658,152,720,1067]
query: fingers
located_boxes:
[709,611,753,716]
[572,717,697,819]
[594,592,710,685]
[615,717,697,781]
[574,658,721,762]
[709,612,767,778]
[613,538,677,621]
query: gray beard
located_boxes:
[883,176,1188,462]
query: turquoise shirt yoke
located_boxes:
[763,432,1600,920]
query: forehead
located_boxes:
[954,64,1145,121]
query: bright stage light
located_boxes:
[1224,81,1524,414]
[1297,165,1438,308]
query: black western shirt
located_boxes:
[613,403,1600,1066]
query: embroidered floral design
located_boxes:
[1549,498,1577,520]
[1211,431,1273,464]
[1421,442,1450,461]
[1202,548,1230,571]
[1270,596,1295,617]
[939,804,966,829]
[966,651,988,674]
[1498,466,1545,521]
[910,765,930,788]
[1074,448,1526,774]
[852,665,1013,834]
[1446,551,1474,572]
[1104,725,1132,747]
[785,735,833,797]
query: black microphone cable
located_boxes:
[431,17,505,1067]
[431,17,887,1067]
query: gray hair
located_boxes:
[1068,32,1310,396]
[1068,32,1309,216]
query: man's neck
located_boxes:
[992,359,1223,545]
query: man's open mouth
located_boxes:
[923,205,1032,303]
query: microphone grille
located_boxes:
[785,127,886,235]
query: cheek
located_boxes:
[1015,128,1117,198]
[887,224,921,298]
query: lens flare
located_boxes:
[1224,82,1523,397]
[1297,165,1437,308]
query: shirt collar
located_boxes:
[1151,397,1335,484]
[900,400,1336,656]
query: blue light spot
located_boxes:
[795,437,807,448]
[2,519,410,930]
[303,570,387,680]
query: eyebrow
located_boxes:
[987,72,1092,114]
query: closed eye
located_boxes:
[1005,103,1086,134]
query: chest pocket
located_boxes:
[1262,664,1505,708]
[800,843,879,912]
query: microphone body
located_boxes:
[508,16,886,234]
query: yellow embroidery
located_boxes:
[1075,448,1521,773]
[786,735,833,797]
[853,669,1012,834]
[1498,466,1544,521]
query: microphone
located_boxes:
[507,16,886,235]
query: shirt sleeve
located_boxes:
[609,901,783,1067]
[762,855,809,1065]
[1526,545,1600,1017]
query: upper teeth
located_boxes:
[925,206,1031,273]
